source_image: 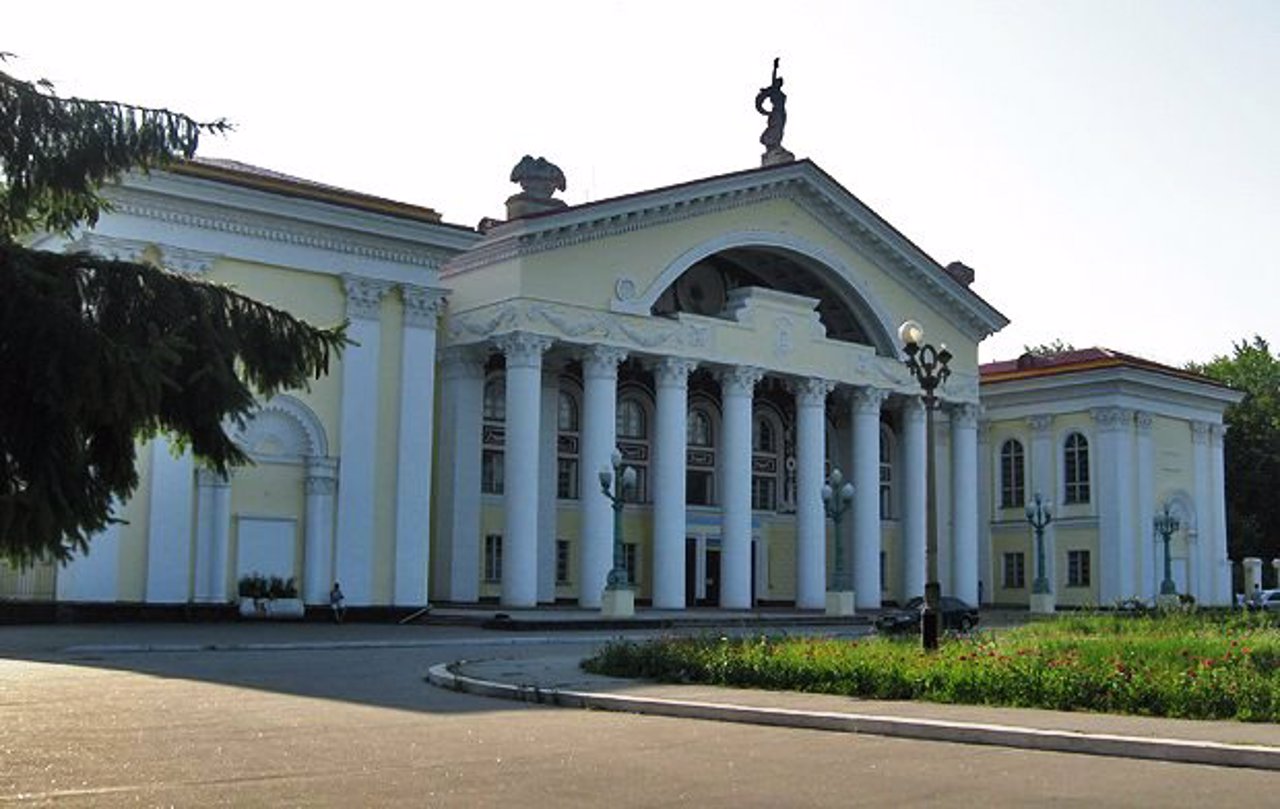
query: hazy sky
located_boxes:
[10,1,1278,366]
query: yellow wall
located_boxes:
[229,462,306,585]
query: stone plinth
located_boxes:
[1029,593,1056,614]
[601,588,635,618]
[1244,557,1263,599]
[825,590,855,616]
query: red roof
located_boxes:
[980,348,1230,389]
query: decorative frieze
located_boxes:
[68,234,218,274]
[1091,406,1134,432]
[342,275,393,321]
[448,301,710,353]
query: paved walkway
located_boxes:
[439,653,1280,771]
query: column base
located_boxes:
[825,590,856,616]
[1156,594,1182,611]
[601,588,635,618]
[1029,593,1056,614]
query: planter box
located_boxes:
[238,597,305,620]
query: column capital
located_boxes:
[342,274,393,321]
[1190,420,1211,445]
[1027,414,1054,435]
[196,468,232,489]
[305,456,339,495]
[1135,410,1154,434]
[1210,422,1226,443]
[580,344,628,379]
[495,331,553,369]
[949,402,979,428]
[850,386,889,415]
[1091,406,1134,432]
[401,285,448,329]
[789,376,836,406]
[440,346,486,380]
[652,356,698,387]
[718,365,765,396]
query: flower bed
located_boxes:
[583,611,1280,722]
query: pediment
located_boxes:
[444,159,1008,343]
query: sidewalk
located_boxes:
[436,654,1280,771]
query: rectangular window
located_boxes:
[484,534,503,582]
[557,458,579,500]
[1067,550,1091,587]
[481,451,504,495]
[751,475,777,511]
[687,469,714,506]
[1003,552,1026,589]
[622,542,638,585]
[621,466,648,504]
[555,539,571,585]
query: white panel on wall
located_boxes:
[236,517,297,581]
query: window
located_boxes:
[1000,439,1025,509]
[1067,550,1090,587]
[687,405,715,505]
[687,408,712,447]
[555,539,571,585]
[687,470,715,506]
[482,377,505,494]
[617,395,650,503]
[879,425,895,519]
[617,399,646,439]
[751,412,781,511]
[557,390,580,500]
[622,542,638,585]
[484,535,503,582]
[1064,433,1090,504]
[1003,552,1026,589]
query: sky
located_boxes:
[9,1,1279,366]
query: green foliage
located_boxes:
[584,613,1280,722]
[1189,336,1280,561]
[0,57,345,566]
[1022,339,1075,357]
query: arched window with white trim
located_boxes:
[752,409,783,511]
[686,403,716,506]
[1064,432,1090,504]
[557,388,580,500]
[879,423,896,519]
[1000,438,1026,509]
[615,394,650,503]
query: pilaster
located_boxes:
[146,435,195,603]
[303,457,338,604]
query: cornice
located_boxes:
[67,233,217,274]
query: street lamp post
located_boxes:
[1025,492,1054,613]
[899,319,951,651]
[822,468,855,615]
[599,448,638,616]
[1154,503,1181,602]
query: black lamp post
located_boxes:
[1025,492,1052,595]
[600,448,638,590]
[899,319,952,651]
[1154,503,1180,597]
[822,467,855,590]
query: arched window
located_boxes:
[879,424,895,519]
[481,376,505,494]
[557,389,580,500]
[616,394,649,503]
[751,411,782,511]
[1000,439,1026,509]
[686,404,715,505]
[1064,432,1090,504]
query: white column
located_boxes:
[976,420,992,606]
[303,457,338,604]
[1190,421,1213,603]
[793,377,833,609]
[652,357,697,609]
[194,469,232,602]
[1135,412,1156,600]
[578,345,627,607]
[435,347,485,603]
[392,285,446,607]
[496,332,552,607]
[146,435,195,603]
[1093,407,1136,604]
[949,403,979,606]
[719,366,763,609]
[335,275,391,605]
[537,361,562,603]
[56,502,121,602]
[900,397,926,602]
[850,387,886,609]
[1027,415,1056,589]
[1210,424,1231,605]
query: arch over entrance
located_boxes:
[622,230,900,356]
[230,394,329,464]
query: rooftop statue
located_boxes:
[755,58,794,166]
[510,155,567,200]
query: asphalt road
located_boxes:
[1,623,1275,807]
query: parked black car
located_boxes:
[875,596,980,634]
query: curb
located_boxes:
[60,635,627,655]
[427,662,1280,772]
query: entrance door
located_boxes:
[704,548,721,606]
[685,538,698,607]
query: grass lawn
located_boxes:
[583,611,1280,722]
